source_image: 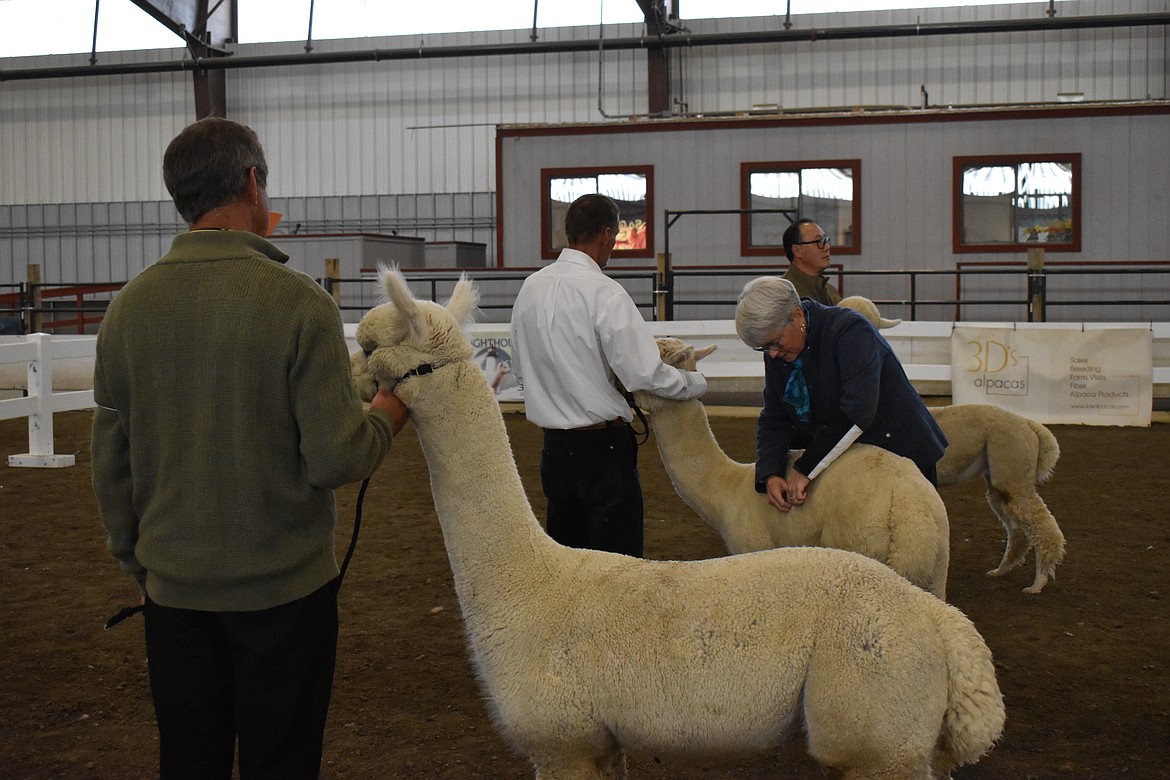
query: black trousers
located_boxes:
[143,580,339,780]
[540,424,644,557]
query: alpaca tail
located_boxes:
[932,601,1005,772]
[1027,418,1060,483]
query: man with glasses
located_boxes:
[782,218,842,305]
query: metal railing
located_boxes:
[4,263,1168,335]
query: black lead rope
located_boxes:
[104,360,427,628]
[104,475,374,629]
[624,392,651,447]
[103,603,143,630]
[337,475,371,590]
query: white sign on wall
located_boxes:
[470,330,523,402]
[951,325,1153,426]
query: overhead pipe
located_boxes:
[89,0,101,66]
[2,12,1167,82]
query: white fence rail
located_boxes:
[1,333,96,467]
[5,321,1169,468]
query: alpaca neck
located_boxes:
[403,362,553,615]
[651,399,751,531]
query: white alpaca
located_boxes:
[354,268,1004,779]
[633,338,951,600]
[834,297,1066,593]
[838,295,902,328]
[930,404,1065,594]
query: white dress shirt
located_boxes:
[510,248,707,430]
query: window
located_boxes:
[740,160,861,257]
[953,154,1081,253]
[541,167,654,260]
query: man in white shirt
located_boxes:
[510,194,707,556]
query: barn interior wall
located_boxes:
[498,110,1169,322]
[0,0,1165,320]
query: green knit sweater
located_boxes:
[92,230,393,611]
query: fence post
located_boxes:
[8,333,76,468]
[25,264,42,334]
[656,252,672,322]
[1027,247,1046,323]
[324,258,341,306]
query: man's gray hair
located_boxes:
[735,276,802,347]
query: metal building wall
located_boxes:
[498,109,1170,322]
[680,0,1168,113]
[0,0,1165,289]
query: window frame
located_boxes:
[739,159,862,257]
[540,165,655,261]
[952,153,1082,254]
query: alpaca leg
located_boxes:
[838,758,933,780]
[984,484,1031,577]
[532,746,627,779]
[1010,492,1066,594]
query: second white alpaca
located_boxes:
[930,404,1065,593]
[634,338,951,600]
[355,270,1004,779]
[834,295,1066,593]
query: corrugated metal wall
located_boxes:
[0,0,1166,296]
[497,109,1170,323]
[682,0,1168,113]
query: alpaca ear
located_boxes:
[444,274,481,326]
[693,344,717,363]
[378,264,428,341]
[379,264,418,318]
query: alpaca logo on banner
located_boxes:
[961,336,1029,396]
[951,325,1152,426]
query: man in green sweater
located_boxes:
[91,117,407,779]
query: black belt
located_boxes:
[561,418,627,431]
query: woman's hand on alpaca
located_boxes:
[785,472,810,504]
[765,474,796,513]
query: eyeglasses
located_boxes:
[752,340,783,354]
[794,235,831,249]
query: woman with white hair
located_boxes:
[735,277,947,514]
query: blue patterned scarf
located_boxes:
[784,356,810,422]
[783,303,811,421]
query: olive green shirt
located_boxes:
[92,230,393,611]
[783,264,842,306]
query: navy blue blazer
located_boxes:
[754,300,947,490]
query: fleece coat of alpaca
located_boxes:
[634,338,951,600]
[834,297,1066,594]
[930,404,1065,593]
[355,269,1004,780]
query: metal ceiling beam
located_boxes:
[636,0,673,116]
[128,0,233,52]
[127,0,236,118]
[2,13,1167,82]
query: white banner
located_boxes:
[469,330,524,402]
[951,325,1152,426]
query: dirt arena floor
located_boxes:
[1,408,1168,779]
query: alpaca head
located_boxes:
[838,296,902,329]
[633,337,717,413]
[350,348,379,403]
[354,265,480,403]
